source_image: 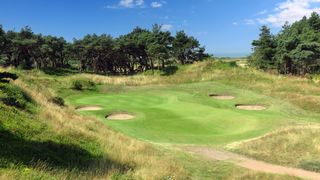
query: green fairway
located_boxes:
[67,81,302,145]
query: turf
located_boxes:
[67,81,305,145]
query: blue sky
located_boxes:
[1,0,320,56]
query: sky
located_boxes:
[1,0,320,57]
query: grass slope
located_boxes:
[229,125,320,173]
[0,71,187,179]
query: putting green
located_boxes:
[67,81,298,145]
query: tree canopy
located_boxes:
[250,12,320,75]
[0,24,208,74]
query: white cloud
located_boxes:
[160,24,173,31]
[256,0,320,26]
[151,2,162,8]
[106,0,145,9]
[119,0,134,8]
[232,22,238,25]
[257,10,268,15]
[245,19,255,25]
[135,0,144,6]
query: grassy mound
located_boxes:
[229,125,320,173]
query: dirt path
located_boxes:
[185,147,320,180]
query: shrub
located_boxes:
[72,79,97,91]
[51,96,65,106]
[161,66,178,76]
[299,160,320,172]
[87,80,96,90]
[0,84,32,109]
[229,61,238,67]
[72,80,83,90]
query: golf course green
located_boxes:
[67,81,300,145]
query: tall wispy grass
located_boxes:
[229,125,320,173]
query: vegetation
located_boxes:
[2,13,320,179]
[250,12,320,75]
[0,63,299,179]
[0,82,32,109]
[230,125,320,173]
[69,81,303,145]
[0,69,188,179]
[72,80,84,91]
[0,24,208,75]
[50,96,65,107]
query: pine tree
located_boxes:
[250,26,276,70]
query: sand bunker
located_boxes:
[209,94,235,100]
[235,104,266,111]
[106,113,135,120]
[76,106,103,111]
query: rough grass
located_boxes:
[175,151,299,180]
[228,125,320,173]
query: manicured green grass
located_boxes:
[67,81,306,145]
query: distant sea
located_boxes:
[214,52,251,58]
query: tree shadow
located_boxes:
[161,66,179,76]
[42,68,78,76]
[0,125,130,173]
[0,72,18,83]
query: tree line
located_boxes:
[0,24,208,74]
[250,12,320,75]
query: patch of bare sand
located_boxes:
[209,94,235,100]
[236,104,266,111]
[76,106,103,111]
[106,113,135,120]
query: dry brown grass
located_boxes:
[228,125,320,169]
[226,170,298,180]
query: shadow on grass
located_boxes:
[161,66,179,76]
[0,72,18,83]
[0,126,131,173]
[42,68,78,76]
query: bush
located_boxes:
[0,84,32,109]
[229,61,238,67]
[72,80,83,90]
[51,96,65,106]
[161,66,178,76]
[299,160,320,172]
[87,80,96,90]
[72,79,97,91]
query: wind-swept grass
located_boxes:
[229,125,320,173]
